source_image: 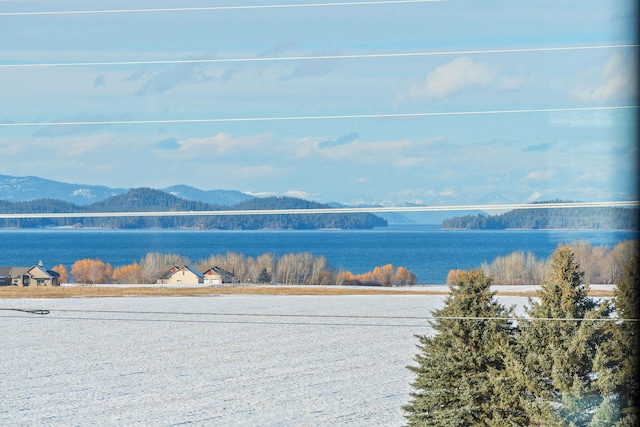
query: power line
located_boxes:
[2,308,636,324]
[0,0,445,17]
[0,201,637,220]
[0,308,50,315]
[0,106,636,128]
[0,313,432,327]
[1,44,636,69]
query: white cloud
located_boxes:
[0,123,629,206]
[372,189,431,206]
[229,164,288,179]
[283,190,315,199]
[524,170,553,181]
[244,191,277,197]
[406,57,496,99]
[317,137,443,167]
[0,133,155,186]
[527,192,543,202]
[438,189,456,197]
[0,139,22,156]
[393,156,431,168]
[548,110,613,128]
[395,58,539,106]
[571,53,636,102]
[166,133,272,158]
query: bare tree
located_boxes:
[71,258,113,285]
[373,264,395,287]
[394,266,417,286]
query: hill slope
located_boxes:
[163,185,253,206]
[0,174,126,204]
[442,204,637,230]
[0,189,387,230]
[0,174,253,206]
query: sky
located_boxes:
[0,0,637,206]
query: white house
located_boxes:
[202,266,235,285]
[156,266,204,286]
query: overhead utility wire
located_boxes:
[2,308,636,323]
[35,309,640,322]
[2,44,635,69]
[0,106,636,129]
[0,0,445,16]
[0,201,636,220]
[0,313,436,327]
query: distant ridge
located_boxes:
[0,174,126,205]
[163,185,254,206]
[0,174,466,224]
[441,201,638,230]
[0,188,387,230]
[0,174,252,207]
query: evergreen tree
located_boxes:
[404,269,527,426]
[595,253,639,426]
[506,245,612,426]
[257,267,272,284]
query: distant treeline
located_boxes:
[447,239,638,285]
[442,205,637,230]
[52,252,417,287]
[0,188,387,230]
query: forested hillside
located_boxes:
[0,188,387,230]
[0,174,252,206]
[441,206,637,230]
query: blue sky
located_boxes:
[0,0,637,206]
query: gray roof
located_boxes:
[0,265,57,279]
[159,265,204,279]
[205,265,234,277]
[0,266,31,277]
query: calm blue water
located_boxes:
[0,225,636,284]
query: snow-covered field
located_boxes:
[1,295,529,426]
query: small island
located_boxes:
[441,201,637,230]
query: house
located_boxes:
[156,265,181,284]
[202,266,235,285]
[0,263,60,286]
[156,265,204,286]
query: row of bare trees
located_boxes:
[51,252,417,287]
[448,240,637,285]
[336,264,417,286]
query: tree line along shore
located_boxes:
[441,205,637,230]
[32,239,637,287]
[49,253,419,287]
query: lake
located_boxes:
[0,225,636,284]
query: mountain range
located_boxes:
[0,174,478,224]
[1,175,633,229]
[0,174,254,207]
[0,187,387,230]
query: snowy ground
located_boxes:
[2,295,532,426]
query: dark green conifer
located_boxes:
[594,253,639,426]
[404,269,527,426]
[507,245,612,426]
[257,268,272,284]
